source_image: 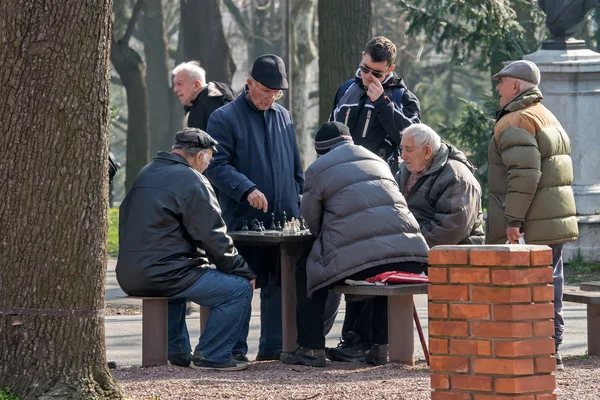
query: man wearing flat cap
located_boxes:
[206,54,304,361]
[117,127,256,371]
[488,60,578,370]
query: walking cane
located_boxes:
[413,301,430,365]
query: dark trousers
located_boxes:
[295,256,422,349]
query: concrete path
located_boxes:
[105,260,589,366]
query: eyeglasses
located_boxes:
[359,64,387,79]
[252,80,283,100]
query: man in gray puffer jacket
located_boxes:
[280,122,429,367]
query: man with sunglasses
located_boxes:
[206,54,304,362]
[329,36,421,174]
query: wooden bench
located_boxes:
[333,283,428,366]
[563,290,600,356]
[580,281,600,292]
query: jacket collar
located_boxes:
[154,151,192,167]
[183,87,208,113]
[496,88,543,121]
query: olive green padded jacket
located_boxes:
[486,88,578,245]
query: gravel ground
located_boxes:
[112,356,600,400]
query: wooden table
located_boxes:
[200,231,314,353]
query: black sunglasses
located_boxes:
[359,64,387,79]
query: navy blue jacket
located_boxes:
[206,88,304,231]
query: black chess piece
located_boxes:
[260,221,266,232]
[276,221,282,231]
[251,218,261,232]
[242,220,249,231]
[300,218,306,230]
[269,213,276,230]
[282,211,288,224]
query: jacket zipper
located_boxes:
[362,110,372,138]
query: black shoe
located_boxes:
[232,351,249,366]
[325,331,368,362]
[168,353,192,368]
[280,347,326,367]
[365,344,389,366]
[555,352,564,371]
[255,352,281,361]
[193,358,248,371]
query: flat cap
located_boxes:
[174,128,218,152]
[492,60,540,85]
[251,54,289,90]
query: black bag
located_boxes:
[108,152,120,184]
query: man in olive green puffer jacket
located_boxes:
[488,60,578,370]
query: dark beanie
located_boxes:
[314,122,353,155]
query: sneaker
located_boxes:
[232,351,249,366]
[325,331,368,362]
[365,344,389,366]
[193,358,248,371]
[280,347,326,367]
[168,353,192,368]
[255,352,281,361]
[555,352,564,371]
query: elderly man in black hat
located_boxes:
[116,127,256,371]
[206,55,304,361]
[488,60,578,371]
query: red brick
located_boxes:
[533,320,554,337]
[491,268,553,285]
[429,303,449,319]
[472,322,532,338]
[430,321,470,337]
[431,373,450,389]
[452,375,493,392]
[430,355,470,373]
[450,267,490,283]
[494,338,556,357]
[535,394,558,400]
[429,267,449,283]
[495,375,556,394]
[532,285,554,302]
[429,248,469,265]
[450,304,491,320]
[474,395,535,400]
[430,338,449,354]
[431,391,471,400]
[470,249,530,266]
[429,285,470,301]
[493,304,555,321]
[535,356,557,373]
[451,339,491,356]
[530,248,553,266]
[473,358,534,375]
[471,287,531,303]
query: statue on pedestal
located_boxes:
[538,0,598,49]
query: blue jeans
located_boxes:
[551,244,564,350]
[258,281,283,356]
[167,268,253,364]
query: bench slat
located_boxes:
[580,282,600,292]
[564,291,600,305]
[334,284,428,296]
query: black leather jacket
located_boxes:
[116,152,255,297]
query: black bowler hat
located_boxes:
[174,128,218,152]
[251,54,289,90]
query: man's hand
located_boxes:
[506,226,524,244]
[247,189,268,212]
[250,279,256,290]
[367,78,384,102]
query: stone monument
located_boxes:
[524,0,600,261]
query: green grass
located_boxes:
[0,388,20,400]
[565,250,600,284]
[108,207,119,258]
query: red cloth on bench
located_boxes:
[365,271,429,284]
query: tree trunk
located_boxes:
[180,0,236,84]
[0,1,122,399]
[318,0,372,124]
[140,0,176,155]
[111,0,150,192]
[291,0,317,164]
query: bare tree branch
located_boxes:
[121,0,145,44]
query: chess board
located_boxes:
[235,229,311,236]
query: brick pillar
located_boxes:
[428,245,558,400]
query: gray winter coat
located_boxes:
[301,142,429,296]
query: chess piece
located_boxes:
[276,221,282,231]
[260,221,266,232]
[300,218,307,230]
[242,220,249,231]
[269,213,276,230]
[282,211,288,224]
[251,218,261,232]
[282,222,290,234]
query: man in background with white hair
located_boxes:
[397,123,484,247]
[173,61,235,130]
[487,59,578,371]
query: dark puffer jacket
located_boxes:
[301,142,429,296]
[397,143,485,247]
